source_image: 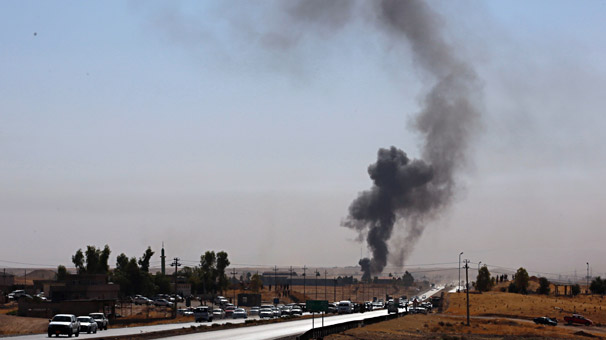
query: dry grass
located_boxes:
[445,291,606,325]
[0,314,48,335]
[326,314,601,340]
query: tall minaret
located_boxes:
[161,242,166,275]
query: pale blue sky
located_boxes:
[2,1,606,278]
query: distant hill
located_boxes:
[24,269,56,280]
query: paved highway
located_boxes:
[11,287,443,340]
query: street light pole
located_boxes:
[587,262,590,294]
[458,252,464,292]
[478,261,482,273]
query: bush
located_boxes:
[571,284,581,296]
[508,282,518,293]
[590,277,606,295]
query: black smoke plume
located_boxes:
[147,0,481,280]
[343,0,482,280]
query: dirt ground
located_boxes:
[325,291,606,339]
[445,291,606,325]
[325,314,603,340]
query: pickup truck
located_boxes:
[564,314,592,326]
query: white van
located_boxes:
[337,300,352,314]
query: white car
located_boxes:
[154,298,174,307]
[232,308,247,319]
[48,314,80,337]
[77,316,98,334]
[89,313,108,330]
[134,296,152,305]
[259,308,273,318]
[212,308,225,319]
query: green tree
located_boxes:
[116,253,129,271]
[111,248,156,297]
[402,271,414,287]
[514,267,529,294]
[138,247,155,273]
[72,249,85,274]
[72,245,111,274]
[154,273,171,294]
[537,277,550,295]
[476,265,493,292]
[99,245,111,273]
[250,273,263,292]
[57,265,68,280]
[85,246,100,273]
[216,251,230,293]
[200,251,217,294]
[590,277,606,295]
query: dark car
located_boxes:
[193,306,213,322]
[533,316,557,326]
[564,314,592,326]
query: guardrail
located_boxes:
[296,313,401,340]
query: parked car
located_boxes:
[232,308,248,319]
[564,314,592,326]
[48,314,80,337]
[77,316,98,334]
[249,306,260,315]
[154,299,174,307]
[88,313,108,330]
[533,316,557,326]
[193,306,213,322]
[8,290,26,300]
[212,308,226,319]
[259,307,274,318]
[272,306,281,318]
[134,296,152,305]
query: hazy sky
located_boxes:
[2,1,606,279]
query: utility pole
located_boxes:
[464,259,470,326]
[231,268,237,303]
[171,258,181,292]
[333,278,337,302]
[171,257,181,317]
[273,266,278,298]
[315,270,319,299]
[160,242,166,275]
[458,252,464,292]
[324,270,327,300]
[303,266,307,300]
[24,269,27,287]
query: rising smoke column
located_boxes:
[343,0,482,280]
